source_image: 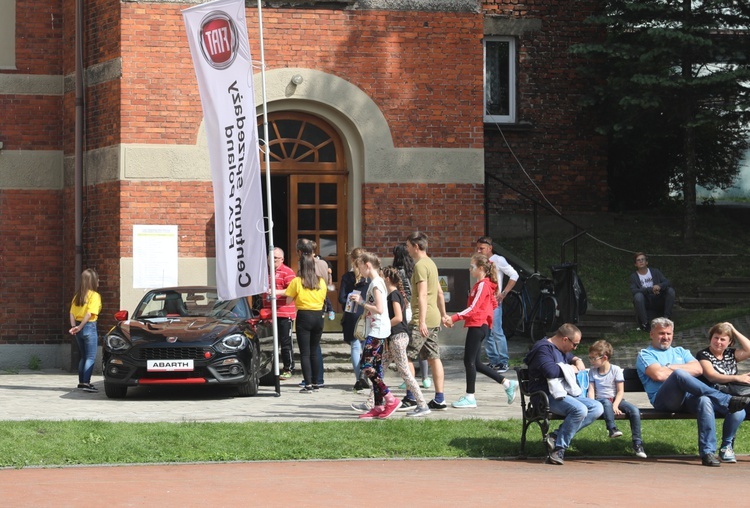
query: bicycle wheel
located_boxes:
[502,291,524,339]
[530,295,558,342]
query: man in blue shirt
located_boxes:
[524,323,603,465]
[636,317,750,466]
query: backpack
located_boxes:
[551,263,587,324]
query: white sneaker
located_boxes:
[407,406,432,417]
[350,401,373,412]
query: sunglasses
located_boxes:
[566,336,580,349]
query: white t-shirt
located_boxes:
[638,269,653,289]
[364,276,391,339]
[589,364,624,400]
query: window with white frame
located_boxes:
[484,37,516,124]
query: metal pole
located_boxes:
[256,0,281,396]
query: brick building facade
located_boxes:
[0,0,606,367]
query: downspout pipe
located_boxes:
[74,0,83,287]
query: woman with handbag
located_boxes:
[697,321,750,463]
[697,322,750,397]
[338,247,370,391]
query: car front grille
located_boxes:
[133,347,209,361]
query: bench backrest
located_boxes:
[622,367,646,392]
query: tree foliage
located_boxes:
[572,0,750,240]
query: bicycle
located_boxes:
[502,272,559,342]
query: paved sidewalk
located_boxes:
[0,318,732,423]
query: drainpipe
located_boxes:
[74,0,84,287]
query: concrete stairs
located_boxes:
[574,277,750,338]
[679,277,750,309]
[575,309,635,337]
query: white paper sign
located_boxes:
[133,225,178,288]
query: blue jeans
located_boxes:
[485,305,508,366]
[597,398,643,444]
[75,322,98,384]
[548,394,604,451]
[633,288,675,328]
[652,369,745,455]
[350,338,363,381]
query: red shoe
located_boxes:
[377,397,401,419]
[358,406,384,420]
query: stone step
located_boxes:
[577,309,634,323]
[678,296,744,309]
[714,277,750,287]
[576,320,633,337]
[696,286,750,298]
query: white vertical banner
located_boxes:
[183,0,268,300]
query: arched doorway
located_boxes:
[258,112,348,290]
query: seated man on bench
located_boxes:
[636,317,750,467]
[524,323,603,465]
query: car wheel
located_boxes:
[104,382,128,399]
[237,342,260,397]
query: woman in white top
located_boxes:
[350,251,400,420]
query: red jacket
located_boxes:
[264,263,297,319]
[451,278,498,328]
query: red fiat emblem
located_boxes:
[199,13,238,70]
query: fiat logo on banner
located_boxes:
[199,12,238,70]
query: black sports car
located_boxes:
[102,287,273,399]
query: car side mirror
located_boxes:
[114,310,129,321]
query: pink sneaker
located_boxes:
[377,397,401,419]
[359,406,384,420]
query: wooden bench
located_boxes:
[515,367,710,455]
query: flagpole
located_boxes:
[256,0,281,396]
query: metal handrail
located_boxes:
[484,172,588,268]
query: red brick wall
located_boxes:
[119,5,483,149]
[12,0,63,75]
[362,183,484,259]
[481,0,608,214]
[0,190,65,344]
[0,95,63,150]
[118,181,215,258]
[1,1,63,151]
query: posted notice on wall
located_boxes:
[133,225,178,288]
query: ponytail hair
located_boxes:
[382,265,406,301]
[357,251,382,276]
[471,253,498,284]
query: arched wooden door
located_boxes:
[258,112,348,287]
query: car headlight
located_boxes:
[215,333,247,353]
[106,334,131,352]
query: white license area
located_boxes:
[147,359,194,372]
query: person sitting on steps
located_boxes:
[629,252,675,332]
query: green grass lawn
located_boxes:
[1,418,748,468]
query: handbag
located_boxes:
[717,382,750,397]
[354,314,367,341]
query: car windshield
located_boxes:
[133,289,251,320]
